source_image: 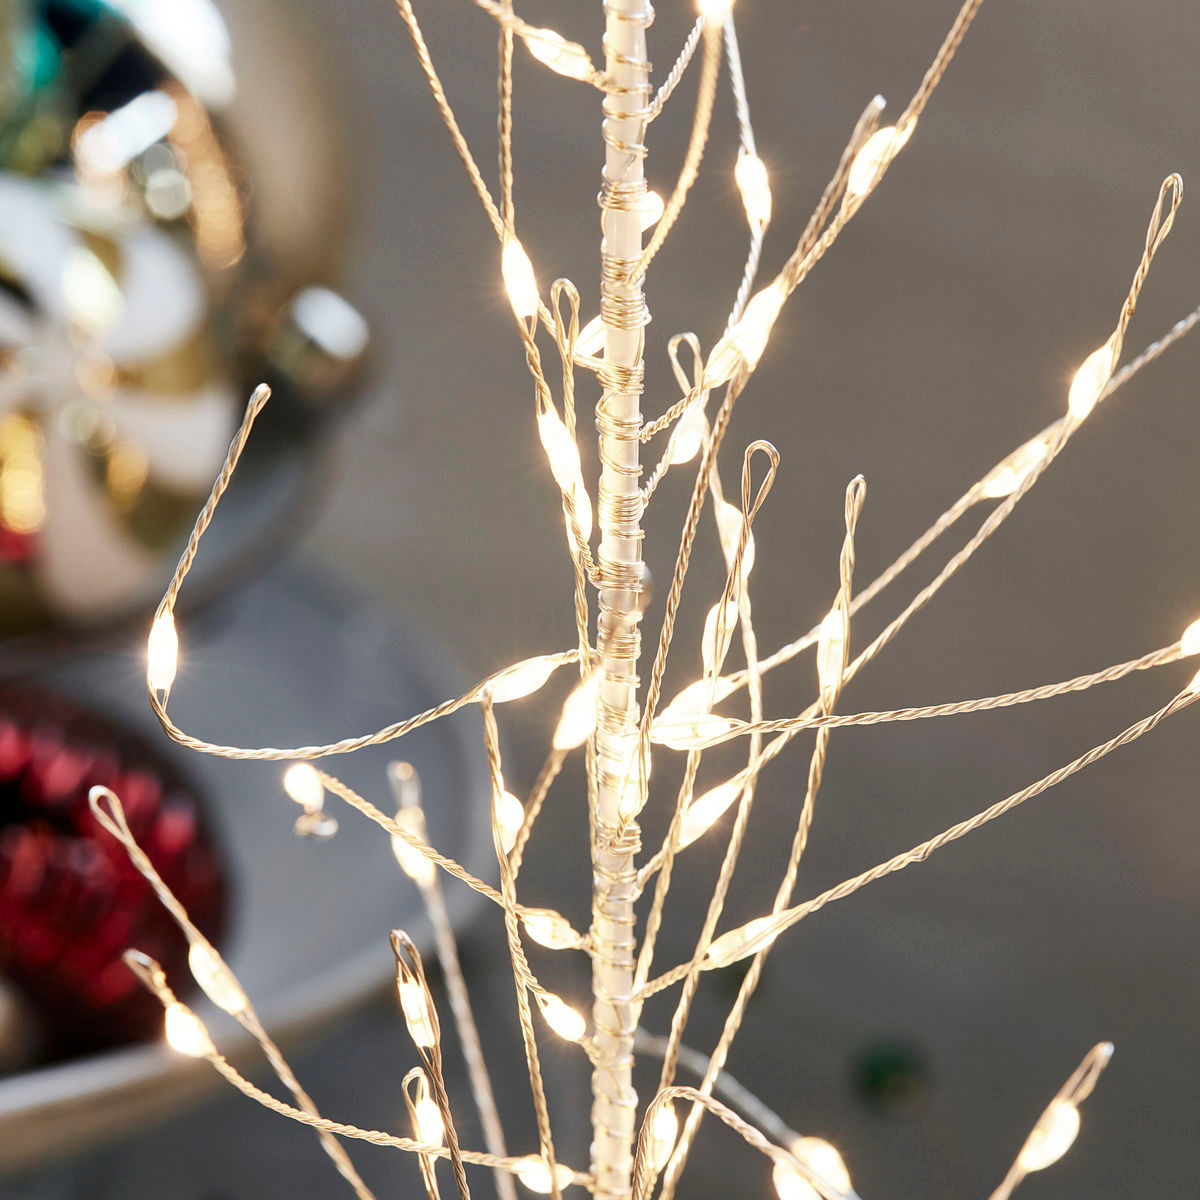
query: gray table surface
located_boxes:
[8,0,1200,1196]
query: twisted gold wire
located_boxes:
[391,932,472,1200]
[393,0,503,239]
[631,1087,820,1200]
[480,696,564,1200]
[646,16,702,122]
[206,1053,591,1185]
[83,795,377,1200]
[641,684,1200,999]
[897,0,987,131]
[656,483,864,1200]
[626,22,721,285]
[318,770,567,929]
[657,642,1183,750]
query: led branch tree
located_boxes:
[93,1,1200,1198]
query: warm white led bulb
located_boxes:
[1017,1100,1080,1173]
[147,611,179,693]
[846,121,913,200]
[705,276,788,385]
[514,1155,574,1194]
[735,152,772,228]
[1180,618,1200,656]
[659,675,739,725]
[391,807,436,886]
[614,741,653,821]
[497,790,525,855]
[537,992,586,1042]
[650,712,741,751]
[698,0,734,25]
[502,234,540,320]
[714,499,755,578]
[575,315,605,357]
[188,942,247,1015]
[399,978,437,1048]
[164,1001,214,1058]
[491,655,561,703]
[522,909,578,950]
[537,406,594,541]
[553,670,602,750]
[979,432,1053,499]
[704,914,781,969]
[411,1072,446,1146]
[669,402,707,466]
[791,1137,851,1194]
[521,27,594,81]
[640,189,665,231]
[816,607,846,704]
[679,772,748,848]
[702,598,740,677]
[772,1160,819,1200]
[1067,336,1118,420]
[283,763,324,812]
[650,1103,679,1172]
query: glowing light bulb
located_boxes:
[735,278,789,367]
[522,909,578,950]
[979,432,1053,499]
[772,1160,819,1200]
[576,315,605,357]
[537,992,586,1042]
[164,1002,214,1058]
[791,1137,851,1194]
[846,121,914,200]
[1180,618,1200,656]
[537,406,594,540]
[650,1103,679,1172]
[650,712,741,751]
[678,771,748,848]
[502,234,539,321]
[705,276,788,385]
[553,670,602,750]
[659,675,739,725]
[702,599,740,677]
[669,402,707,465]
[698,0,734,25]
[399,979,437,1048]
[704,914,781,969]
[714,499,755,578]
[514,1155,574,1194]
[283,763,324,812]
[498,790,525,854]
[521,28,594,81]
[391,807,436,886]
[187,942,247,1015]
[1016,1100,1080,1173]
[491,655,561,703]
[1067,336,1118,420]
[735,152,772,228]
[640,189,665,231]
[614,741,652,821]
[147,611,178,693]
[816,607,846,705]
[411,1072,446,1146]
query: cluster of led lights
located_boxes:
[123,0,1200,1197]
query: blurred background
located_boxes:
[1,0,1199,1197]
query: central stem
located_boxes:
[591,2,652,1198]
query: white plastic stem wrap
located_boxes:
[591,1,652,1196]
